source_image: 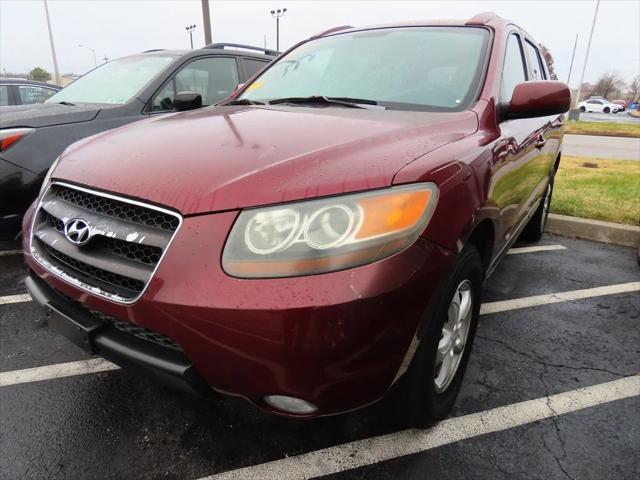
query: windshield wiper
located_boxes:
[57,101,76,106]
[268,96,383,109]
[224,99,265,106]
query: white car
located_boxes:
[578,99,621,113]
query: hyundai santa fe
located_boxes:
[23,13,570,425]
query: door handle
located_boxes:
[535,134,546,149]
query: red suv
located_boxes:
[23,13,569,425]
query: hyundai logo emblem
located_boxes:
[64,218,92,246]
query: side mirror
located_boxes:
[506,81,571,120]
[173,91,202,112]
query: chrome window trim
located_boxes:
[30,180,183,305]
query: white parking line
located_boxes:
[0,249,22,257]
[0,358,119,387]
[507,244,566,255]
[480,282,640,315]
[201,375,640,480]
[0,293,32,305]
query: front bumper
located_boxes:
[24,210,455,417]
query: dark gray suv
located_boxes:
[0,43,276,239]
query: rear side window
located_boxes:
[524,41,546,81]
[152,56,239,111]
[0,85,9,106]
[500,34,527,104]
[243,58,269,78]
[18,85,58,104]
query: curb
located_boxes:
[545,214,640,248]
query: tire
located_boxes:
[387,245,483,428]
[579,106,586,112]
[520,177,554,242]
[604,107,610,113]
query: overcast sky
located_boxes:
[1,0,638,87]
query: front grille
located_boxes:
[53,185,179,232]
[44,244,145,293]
[31,182,181,303]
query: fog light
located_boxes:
[263,395,318,414]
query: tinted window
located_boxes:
[152,57,239,111]
[587,100,601,104]
[500,34,527,103]
[0,85,9,106]
[241,27,490,111]
[524,41,546,81]
[243,58,269,78]
[47,55,175,105]
[18,85,58,104]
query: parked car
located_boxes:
[0,43,277,239]
[577,98,621,113]
[23,13,570,425]
[0,78,61,106]
[611,99,627,111]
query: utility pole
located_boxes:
[186,24,196,49]
[201,0,212,45]
[574,0,600,107]
[78,44,97,67]
[270,8,287,51]
[43,0,61,85]
[566,34,578,85]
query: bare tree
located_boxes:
[539,44,558,80]
[627,74,640,103]
[591,71,625,99]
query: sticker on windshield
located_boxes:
[247,81,264,91]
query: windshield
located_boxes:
[240,27,490,111]
[47,55,175,105]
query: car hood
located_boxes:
[53,105,478,214]
[0,103,102,128]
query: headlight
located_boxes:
[222,183,438,278]
[39,156,60,196]
[0,127,34,152]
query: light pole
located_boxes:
[78,44,97,67]
[43,0,61,85]
[566,34,578,84]
[574,0,600,107]
[270,8,287,51]
[186,24,196,49]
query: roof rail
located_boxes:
[203,43,279,56]
[311,25,354,38]
[142,49,166,53]
[466,12,501,25]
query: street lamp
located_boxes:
[270,8,287,52]
[185,24,197,49]
[78,44,97,67]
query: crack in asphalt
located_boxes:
[476,334,629,378]
[475,333,634,480]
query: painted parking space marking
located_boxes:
[480,282,640,315]
[0,293,32,305]
[0,249,22,257]
[0,358,119,387]
[507,244,566,255]
[201,375,640,480]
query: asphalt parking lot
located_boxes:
[1,234,639,480]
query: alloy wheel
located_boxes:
[434,279,474,393]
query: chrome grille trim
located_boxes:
[30,181,183,304]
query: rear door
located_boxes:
[240,57,271,82]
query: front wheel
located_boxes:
[579,106,586,112]
[604,107,610,113]
[520,179,553,242]
[388,245,482,427]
